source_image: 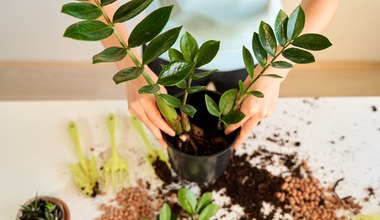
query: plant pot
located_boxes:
[163,90,240,183]
[16,196,70,220]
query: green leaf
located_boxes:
[270,61,293,69]
[113,0,153,23]
[205,95,220,117]
[169,48,185,62]
[180,104,197,118]
[192,69,218,80]
[187,86,206,94]
[283,48,315,64]
[199,204,220,220]
[261,74,283,78]
[238,80,245,96]
[175,80,187,89]
[157,61,194,86]
[138,84,160,94]
[194,40,220,68]
[275,10,288,46]
[92,47,127,64]
[195,192,212,213]
[128,6,173,48]
[158,94,182,108]
[61,2,102,20]
[63,20,113,41]
[292,34,332,51]
[221,111,245,125]
[159,203,171,220]
[112,67,143,84]
[178,188,197,214]
[252,32,267,67]
[219,89,237,115]
[242,46,254,79]
[248,90,264,98]
[287,6,305,40]
[259,21,277,57]
[143,26,182,65]
[100,0,117,6]
[180,32,198,62]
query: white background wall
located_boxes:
[1,0,379,62]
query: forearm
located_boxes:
[301,0,340,34]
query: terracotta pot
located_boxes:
[16,196,70,220]
[163,90,240,183]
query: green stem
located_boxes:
[180,71,195,132]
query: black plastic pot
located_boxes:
[163,90,240,183]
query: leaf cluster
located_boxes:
[19,195,63,220]
[158,188,219,220]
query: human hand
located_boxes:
[225,76,282,149]
[126,68,175,148]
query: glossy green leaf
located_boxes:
[180,104,197,118]
[270,61,293,69]
[261,74,283,78]
[187,86,206,94]
[63,20,113,41]
[157,61,194,86]
[248,90,264,98]
[180,32,198,62]
[92,47,127,64]
[61,2,102,20]
[275,10,288,46]
[287,6,305,40]
[219,89,237,115]
[252,32,267,67]
[143,26,182,65]
[138,84,160,94]
[100,0,117,6]
[259,21,277,57]
[192,69,218,80]
[242,46,254,79]
[113,0,153,23]
[221,111,245,125]
[158,94,182,108]
[175,80,187,89]
[195,192,212,213]
[194,40,220,68]
[178,188,197,214]
[292,34,332,51]
[199,204,220,220]
[128,6,173,48]
[112,67,143,84]
[169,48,185,62]
[238,79,245,96]
[205,95,220,117]
[159,203,171,220]
[283,48,315,64]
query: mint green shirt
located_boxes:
[147,0,282,71]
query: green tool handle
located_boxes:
[107,113,117,158]
[130,116,155,155]
[68,121,87,169]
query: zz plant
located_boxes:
[62,0,331,137]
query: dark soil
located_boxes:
[152,158,173,184]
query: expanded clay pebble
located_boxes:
[277,161,362,220]
[96,180,162,220]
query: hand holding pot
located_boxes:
[126,68,175,148]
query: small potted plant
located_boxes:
[62,0,331,183]
[17,195,70,220]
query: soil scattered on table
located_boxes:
[371,105,377,112]
[152,158,172,184]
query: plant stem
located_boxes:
[180,71,195,132]
[234,42,291,108]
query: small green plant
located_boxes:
[19,195,63,220]
[158,188,220,220]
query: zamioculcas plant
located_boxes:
[204,6,332,128]
[158,188,220,220]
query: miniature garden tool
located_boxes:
[103,113,129,191]
[68,121,99,197]
[129,116,170,169]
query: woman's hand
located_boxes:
[225,71,283,149]
[126,68,175,148]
